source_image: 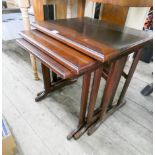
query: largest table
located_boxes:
[17,17,152,140]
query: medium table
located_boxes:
[17,17,152,140]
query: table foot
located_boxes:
[35,91,48,102]
[37,91,45,96]
[73,125,90,140]
[35,90,47,102]
[72,118,99,140]
[35,78,77,102]
[87,100,126,136]
[67,124,84,140]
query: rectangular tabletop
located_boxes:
[16,38,74,79]
[32,17,153,62]
[20,29,99,75]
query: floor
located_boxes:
[2,13,153,155]
[2,13,35,41]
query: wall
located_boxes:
[71,0,95,18]
[125,7,150,30]
[84,0,96,18]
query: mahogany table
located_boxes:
[17,17,152,140]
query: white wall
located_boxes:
[71,0,95,18]
[125,7,150,30]
[70,0,78,18]
[84,0,96,18]
[125,7,150,60]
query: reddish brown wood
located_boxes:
[101,4,129,26]
[20,30,99,75]
[72,68,103,139]
[77,0,86,17]
[32,0,44,21]
[67,72,91,140]
[35,79,77,102]
[16,38,73,79]
[32,17,152,62]
[87,100,126,136]
[41,63,51,93]
[122,71,128,79]
[55,0,67,19]
[52,71,58,82]
[100,56,127,116]
[17,17,153,140]
[102,70,108,80]
[117,49,143,105]
[86,56,127,135]
[91,0,153,7]
[87,68,103,124]
[35,63,51,101]
[79,73,91,125]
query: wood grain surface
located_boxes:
[16,38,73,79]
[91,0,152,7]
[32,17,152,62]
[101,4,129,26]
[32,0,44,21]
[19,30,99,75]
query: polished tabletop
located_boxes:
[32,17,153,62]
[17,38,73,79]
[20,29,98,75]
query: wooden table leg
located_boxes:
[73,68,103,139]
[52,71,58,82]
[87,68,103,123]
[35,63,51,101]
[67,72,91,140]
[117,48,142,105]
[35,63,77,102]
[87,56,128,135]
[79,73,91,125]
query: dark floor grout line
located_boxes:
[122,100,153,123]
[104,123,146,155]
[126,97,153,114]
[125,98,153,117]
[118,109,152,132]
